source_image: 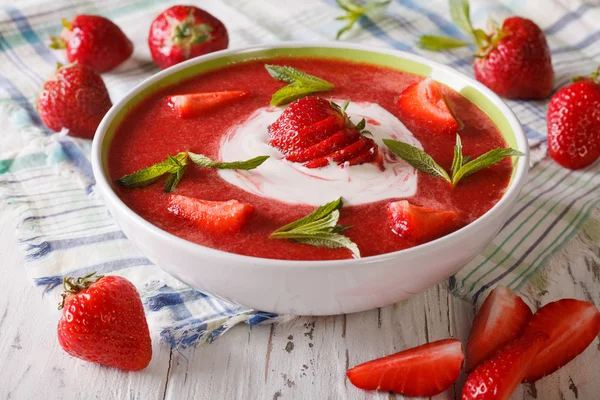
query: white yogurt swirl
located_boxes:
[218,101,422,206]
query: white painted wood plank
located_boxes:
[0,208,172,400]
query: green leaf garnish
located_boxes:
[383,135,523,187]
[270,197,360,258]
[452,147,524,185]
[382,139,451,183]
[265,65,334,106]
[335,0,391,40]
[417,35,471,51]
[188,153,269,170]
[450,134,463,176]
[117,152,189,192]
[118,152,268,192]
[449,0,477,43]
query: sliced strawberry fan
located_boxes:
[268,96,381,169]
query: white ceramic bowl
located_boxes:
[92,42,529,315]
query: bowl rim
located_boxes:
[91,41,530,270]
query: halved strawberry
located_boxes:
[268,97,379,168]
[522,299,600,382]
[397,78,459,135]
[167,194,254,234]
[347,339,463,397]
[167,90,250,118]
[463,332,548,400]
[386,200,463,244]
[305,136,371,168]
[268,96,344,155]
[466,286,533,372]
[286,129,359,163]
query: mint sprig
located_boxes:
[335,0,391,40]
[383,135,523,187]
[188,153,269,170]
[382,139,451,183]
[270,197,360,258]
[265,65,334,106]
[117,152,269,193]
[118,152,189,192]
[417,0,502,53]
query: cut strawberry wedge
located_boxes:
[466,286,533,372]
[305,137,371,168]
[167,90,250,118]
[386,200,463,244]
[286,129,359,163]
[347,339,464,397]
[168,194,254,234]
[397,78,459,135]
[463,332,548,400]
[522,299,600,382]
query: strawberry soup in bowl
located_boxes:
[91,42,529,315]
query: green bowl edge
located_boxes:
[102,46,520,181]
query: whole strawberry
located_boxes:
[57,273,152,371]
[50,15,133,72]
[547,68,600,170]
[37,63,112,138]
[419,2,554,99]
[148,5,228,70]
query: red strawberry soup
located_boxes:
[108,57,514,260]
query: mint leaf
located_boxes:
[451,134,463,177]
[335,0,391,40]
[265,65,334,106]
[270,198,360,258]
[418,35,471,51]
[164,165,187,193]
[452,148,524,185]
[273,197,343,233]
[383,139,451,183]
[118,152,188,188]
[449,0,476,41]
[188,153,269,170]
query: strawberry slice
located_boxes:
[347,339,464,397]
[522,299,600,382]
[167,90,250,118]
[386,200,463,244]
[345,139,381,167]
[397,78,459,135]
[168,194,254,234]
[286,129,359,163]
[268,97,344,155]
[466,286,533,372]
[305,137,370,168]
[463,332,548,400]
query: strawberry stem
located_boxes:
[49,36,67,50]
[58,272,103,309]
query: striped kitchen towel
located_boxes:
[0,0,598,348]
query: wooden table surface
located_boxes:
[1,206,599,400]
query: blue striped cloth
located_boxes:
[1,0,598,347]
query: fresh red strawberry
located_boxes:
[386,200,463,244]
[419,1,553,100]
[347,339,463,397]
[465,286,533,372]
[167,90,250,118]
[50,15,133,72]
[168,194,254,234]
[473,17,554,99]
[268,97,379,168]
[148,5,228,70]
[37,63,112,139]
[269,96,345,155]
[522,299,600,382]
[396,78,459,135]
[547,70,600,170]
[463,332,547,400]
[57,273,151,371]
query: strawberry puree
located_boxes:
[108,57,512,260]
